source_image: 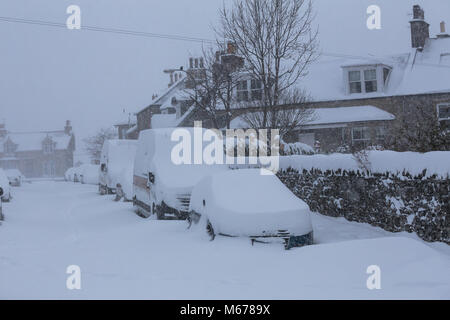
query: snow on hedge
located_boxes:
[280,151,450,177]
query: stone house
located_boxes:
[126,5,450,152]
[0,121,75,178]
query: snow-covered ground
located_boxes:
[0,181,449,299]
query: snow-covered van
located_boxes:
[189,169,314,249]
[65,167,75,181]
[0,168,12,202]
[99,139,137,200]
[133,128,227,219]
[79,164,100,185]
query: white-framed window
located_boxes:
[344,64,392,95]
[250,79,263,101]
[236,80,249,102]
[437,103,450,130]
[44,160,56,177]
[236,79,263,102]
[364,69,377,93]
[375,126,387,142]
[43,141,55,154]
[4,139,16,154]
[351,126,371,147]
[348,71,362,93]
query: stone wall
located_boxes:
[277,168,449,244]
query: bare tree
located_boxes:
[386,104,450,152]
[239,88,316,139]
[184,46,244,129]
[83,127,117,164]
[218,0,319,129]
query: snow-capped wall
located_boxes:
[280,150,450,177]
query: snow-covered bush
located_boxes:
[280,142,314,155]
[278,168,449,243]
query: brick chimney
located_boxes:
[64,120,72,135]
[437,21,450,38]
[409,5,430,49]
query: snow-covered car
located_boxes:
[65,167,75,181]
[189,169,313,249]
[0,168,12,202]
[5,169,24,187]
[79,164,100,185]
[99,139,137,201]
[73,166,82,183]
[133,128,227,219]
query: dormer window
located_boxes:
[4,138,17,155]
[349,71,362,93]
[343,64,392,95]
[364,69,377,92]
[236,79,263,102]
[43,138,55,154]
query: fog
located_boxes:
[0,0,449,160]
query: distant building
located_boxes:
[0,121,75,178]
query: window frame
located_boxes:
[236,80,249,102]
[348,70,362,94]
[351,126,371,144]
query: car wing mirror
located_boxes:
[148,172,155,184]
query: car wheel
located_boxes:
[206,220,215,241]
[156,205,164,220]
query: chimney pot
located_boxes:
[441,21,446,33]
[409,5,429,48]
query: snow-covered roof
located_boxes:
[0,131,72,153]
[230,106,395,129]
[301,36,450,101]
[141,76,187,113]
[115,113,136,126]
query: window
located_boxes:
[4,139,16,154]
[383,68,391,84]
[437,103,450,120]
[352,127,371,148]
[250,79,263,101]
[348,71,362,93]
[438,103,450,130]
[43,141,55,154]
[364,69,377,93]
[376,126,387,142]
[44,160,56,177]
[236,80,248,102]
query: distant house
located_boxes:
[0,121,75,178]
[114,112,137,140]
[126,5,450,152]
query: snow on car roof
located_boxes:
[207,169,309,214]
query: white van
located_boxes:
[0,168,12,202]
[99,139,137,201]
[133,128,227,219]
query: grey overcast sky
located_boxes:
[1,0,450,157]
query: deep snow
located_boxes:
[0,181,449,299]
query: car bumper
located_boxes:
[250,231,313,250]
